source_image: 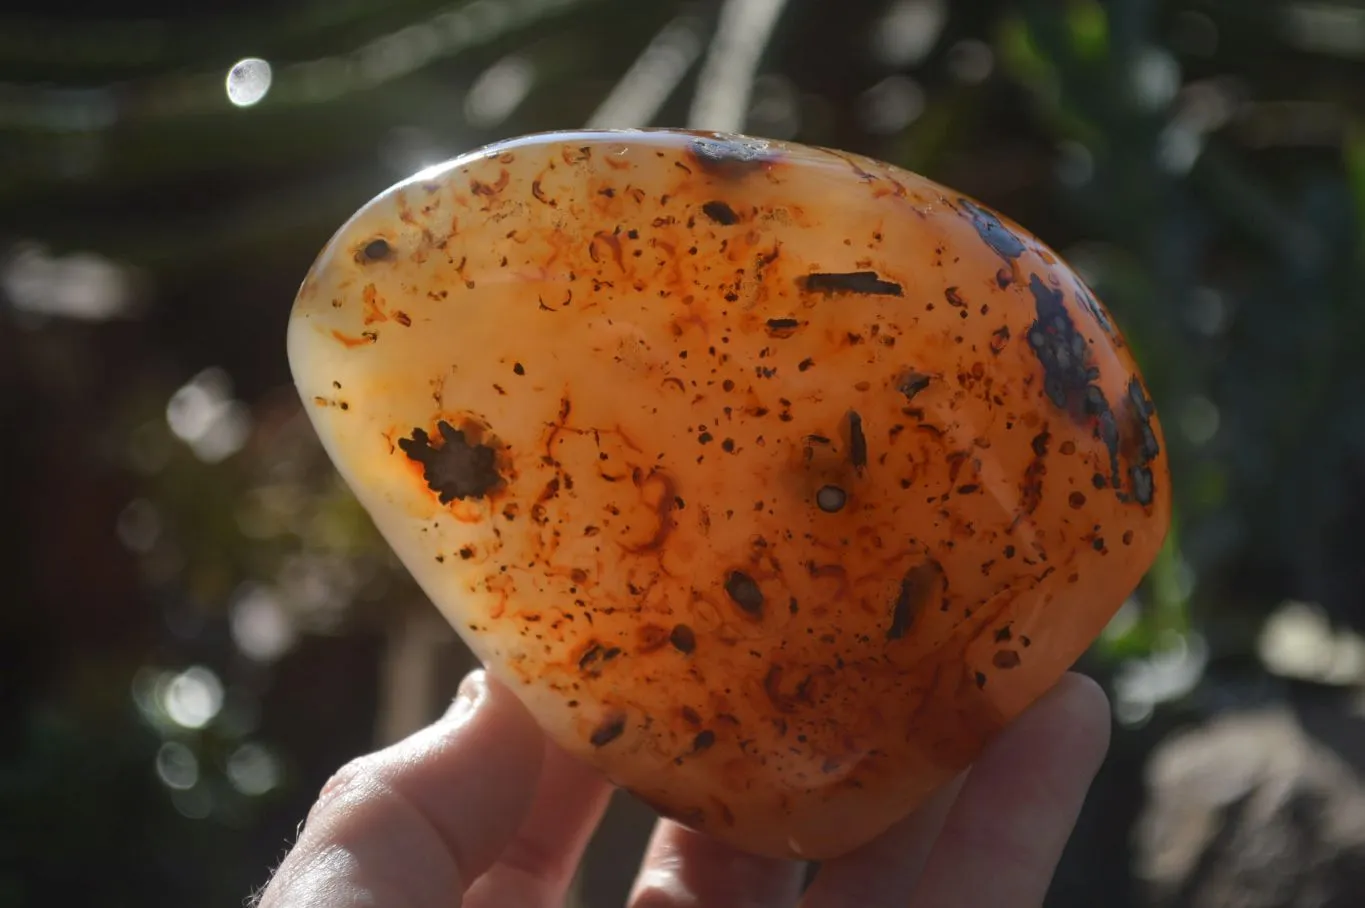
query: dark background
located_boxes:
[4,1,1365,905]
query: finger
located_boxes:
[798,773,966,908]
[909,672,1112,908]
[257,670,544,908]
[463,737,614,908]
[628,819,806,908]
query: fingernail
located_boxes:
[444,669,487,722]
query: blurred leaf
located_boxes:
[1066,0,1109,61]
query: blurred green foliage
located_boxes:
[2,1,1363,905]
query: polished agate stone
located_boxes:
[288,129,1170,860]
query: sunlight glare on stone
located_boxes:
[226,57,273,107]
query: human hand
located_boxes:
[254,668,1111,908]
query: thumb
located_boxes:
[257,669,545,908]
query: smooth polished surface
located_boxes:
[288,128,1170,860]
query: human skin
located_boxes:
[253,668,1111,908]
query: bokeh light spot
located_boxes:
[226,58,272,107]
[464,55,535,128]
[227,743,282,796]
[162,666,224,730]
[155,741,199,790]
[230,584,296,663]
[166,368,252,463]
